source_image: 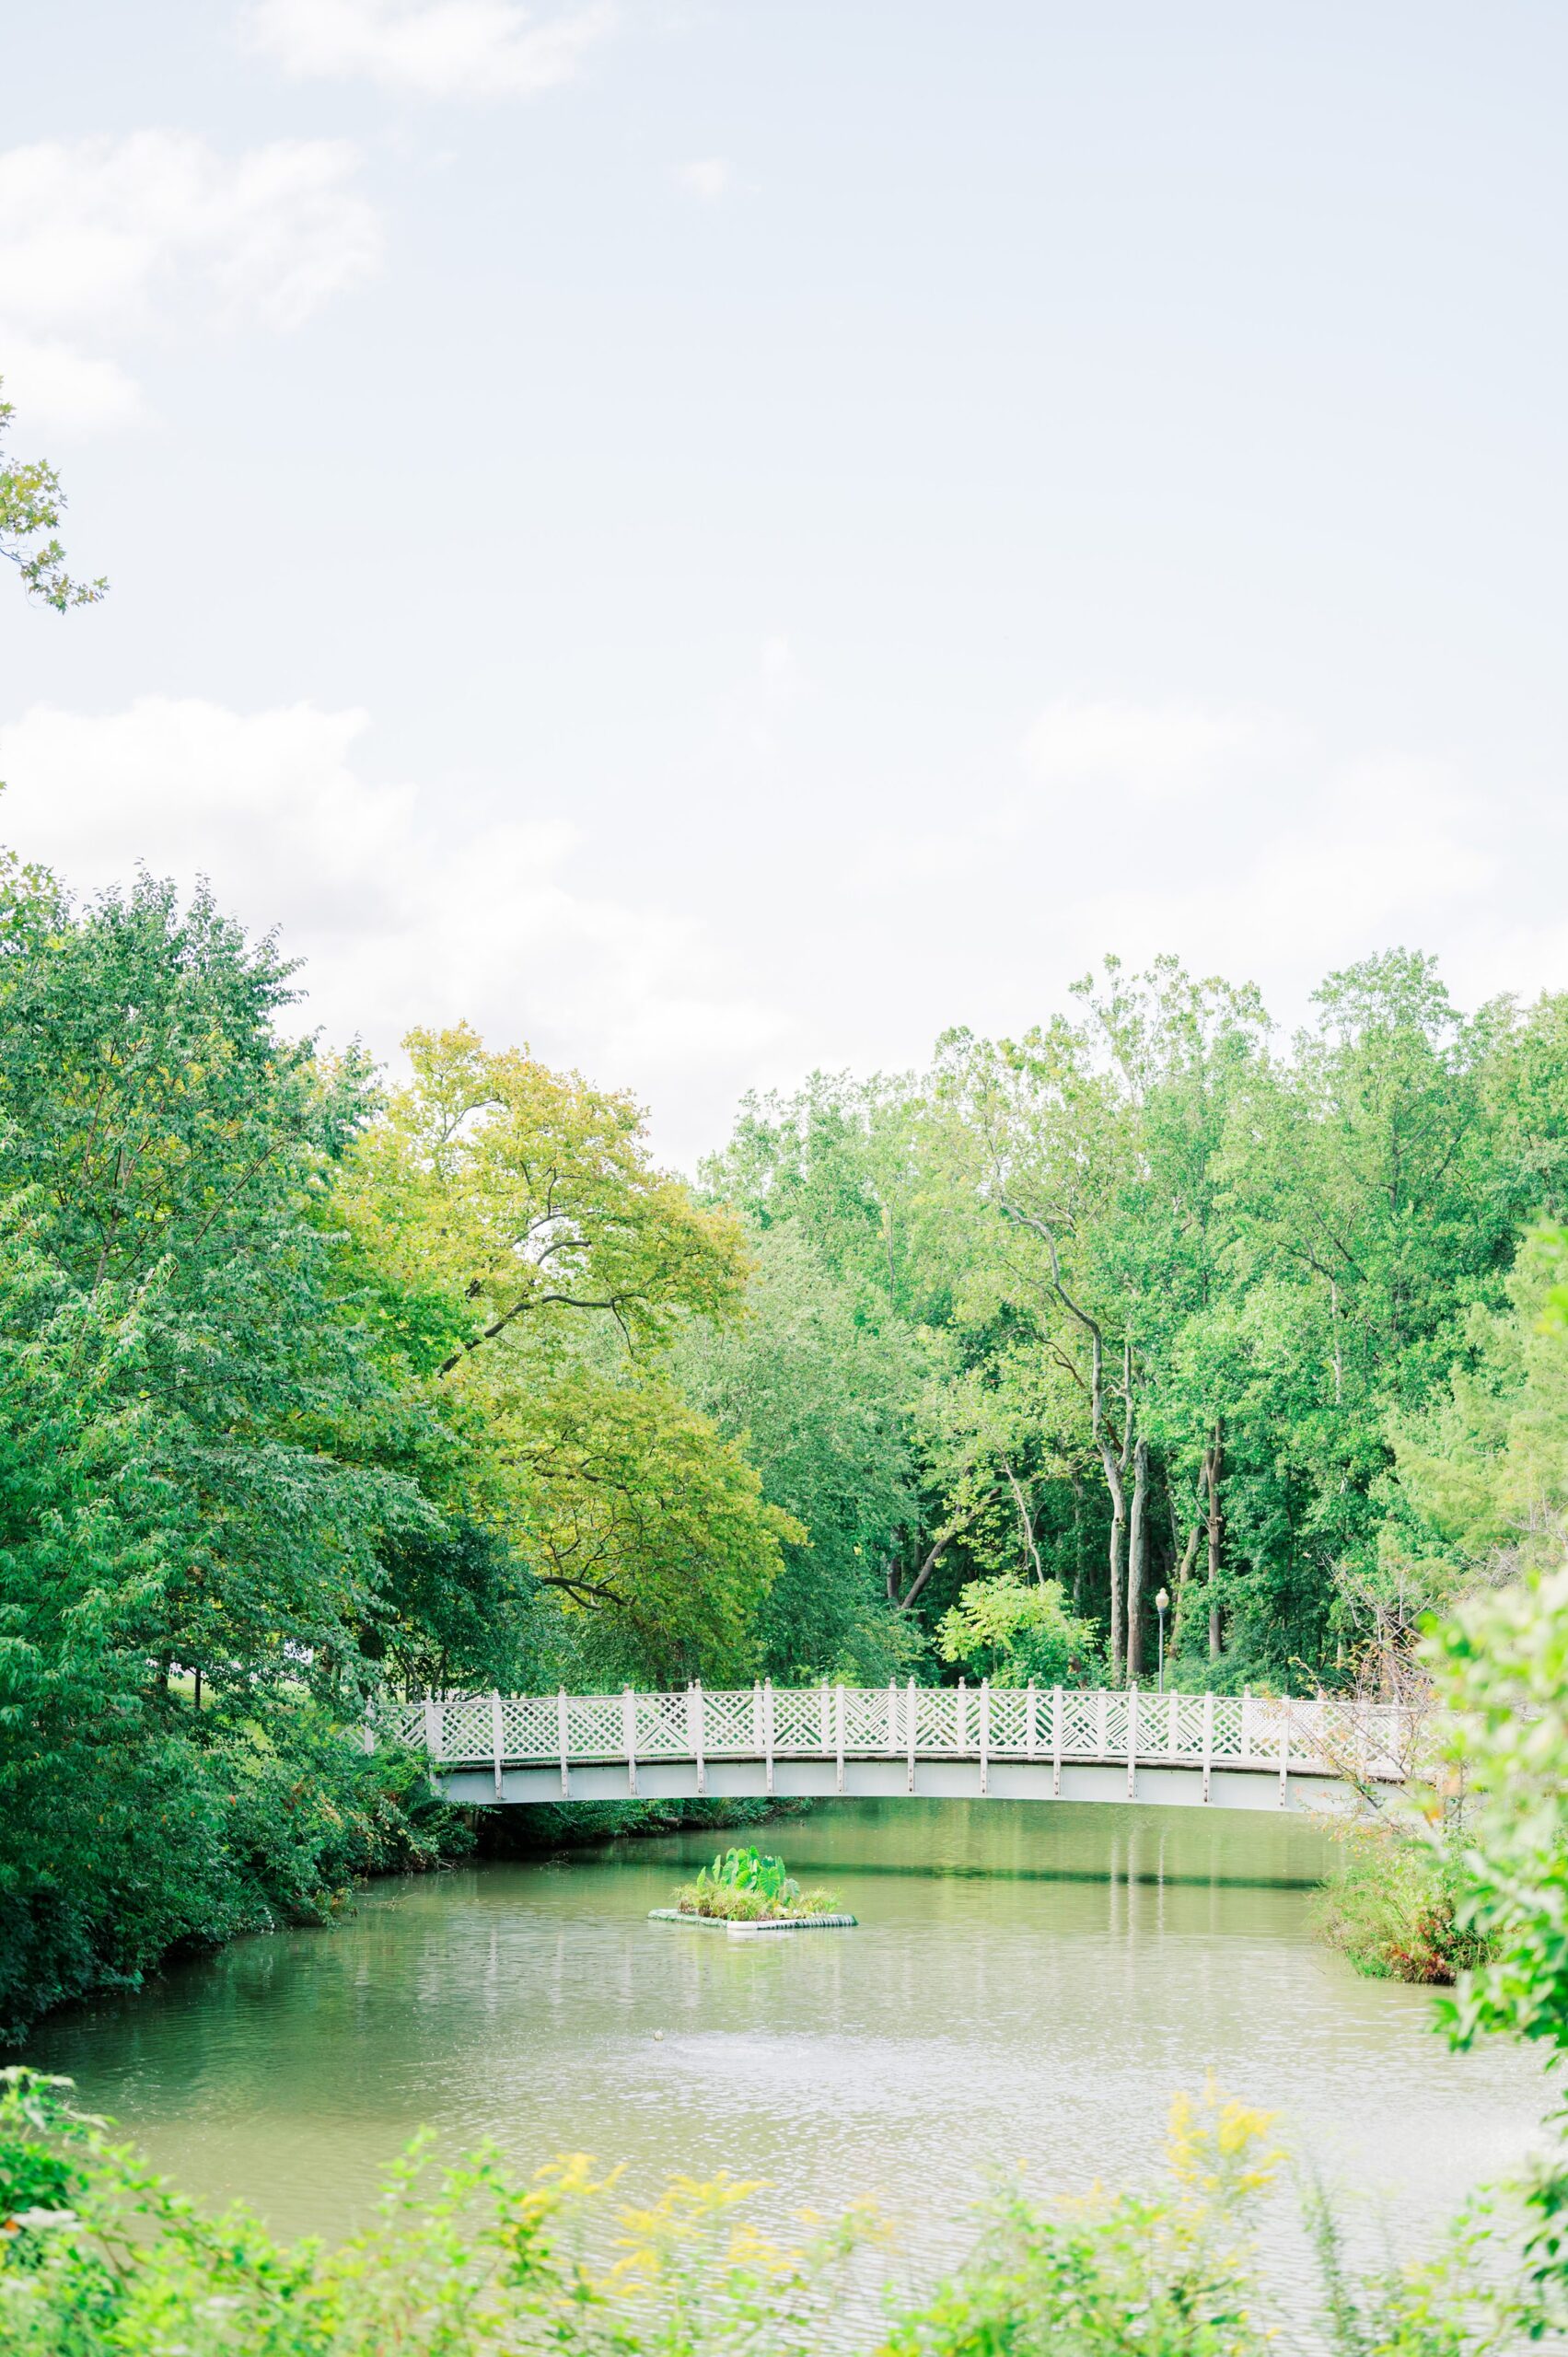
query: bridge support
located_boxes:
[434,1755,1360,1816]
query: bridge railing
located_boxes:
[377,1683,1417,1785]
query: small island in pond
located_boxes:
[649,1845,857,1935]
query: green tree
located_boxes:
[340,1024,794,1681]
[669,1222,923,1679]
[935,1573,1101,1686]
[0,864,459,2037]
[0,381,106,610]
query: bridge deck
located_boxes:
[381,1684,1411,1815]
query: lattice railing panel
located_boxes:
[698,1690,756,1754]
[770,1689,824,1753]
[987,1689,1028,1752]
[1171,1694,1206,1757]
[1210,1699,1246,1758]
[842,1688,893,1750]
[634,1692,690,1758]
[435,1696,491,1764]
[561,1695,619,1759]
[501,1696,554,1760]
[1057,1689,1099,1757]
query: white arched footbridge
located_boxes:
[381,1684,1414,1815]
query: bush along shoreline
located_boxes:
[1316,1815,1494,1986]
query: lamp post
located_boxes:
[1156,1588,1170,1692]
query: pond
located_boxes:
[17,1800,1548,2313]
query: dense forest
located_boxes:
[5,844,1568,2037]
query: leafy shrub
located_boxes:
[1316,1817,1493,1985]
[935,1573,1101,1687]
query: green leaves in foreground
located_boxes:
[1427,1564,1568,2061]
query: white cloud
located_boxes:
[0,133,380,431]
[677,157,731,201]
[0,699,787,1142]
[854,698,1505,1023]
[1024,698,1260,802]
[0,337,142,434]
[248,0,615,99]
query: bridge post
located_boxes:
[906,1676,916,1793]
[623,1687,637,1796]
[835,1682,845,1794]
[1279,1695,1290,1807]
[491,1690,505,1800]
[752,1680,763,1756]
[957,1678,967,1757]
[1027,1680,1037,1760]
[1126,1685,1137,1800]
[423,1697,440,1769]
[1202,1689,1214,1804]
[557,1689,569,1799]
[763,1678,774,1796]
[691,1681,706,1795]
[887,1678,897,1758]
[980,1678,990,1794]
[1241,1687,1252,1764]
[1051,1686,1063,1796]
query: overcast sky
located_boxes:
[2,2,1565,1165]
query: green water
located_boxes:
[18,1801,1548,2307]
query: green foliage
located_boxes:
[0,865,473,2036]
[674,1838,810,1913]
[668,1222,923,1680]
[1385,1226,1568,1611]
[1315,1819,1492,1986]
[0,382,106,610]
[339,1023,797,1685]
[673,1844,841,1921]
[0,853,818,2034]
[703,957,1568,1689]
[935,1573,1101,1686]
[0,1695,465,2041]
[0,2070,1533,2355]
[1418,1564,1568,2299]
[1427,1563,1568,2059]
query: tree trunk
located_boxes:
[1003,1459,1045,1586]
[1205,1419,1224,1660]
[1169,1485,1202,1658]
[1104,1445,1127,1681]
[1126,1435,1150,1679]
[993,1201,1134,1678]
[889,1495,993,1613]
[1069,1470,1086,1609]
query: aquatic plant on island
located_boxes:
[673,1845,842,1923]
